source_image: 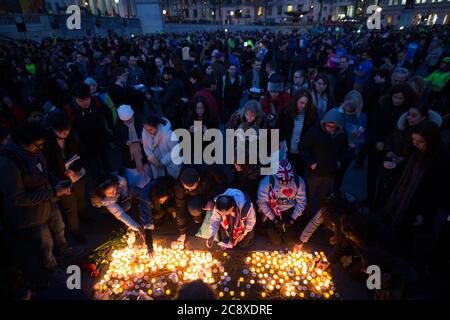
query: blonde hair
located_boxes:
[343,90,363,114]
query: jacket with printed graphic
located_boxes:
[257,174,307,222]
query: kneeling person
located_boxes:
[257,160,307,245]
[206,189,256,250]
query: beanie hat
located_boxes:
[84,77,98,86]
[267,74,284,93]
[117,105,134,121]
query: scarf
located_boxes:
[221,209,245,240]
[268,189,282,219]
[5,141,43,174]
[124,119,144,172]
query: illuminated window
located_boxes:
[287,5,293,12]
[415,0,420,3]
[388,0,393,5]
[421,0,427,3]
[347,5,354,17]
[258,6,263,16]
[401,0,406,4]
[443,14,449,24]
[393,0,398,4]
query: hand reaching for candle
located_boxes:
[293,242,304,252]
[233,234,245,246]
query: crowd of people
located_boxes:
[0,23,449,300]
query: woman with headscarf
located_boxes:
[114,104,150,189]
[142,115,181,179]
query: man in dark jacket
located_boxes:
[0,123,71,284]
[174,165,227,246]
[221,64,244,121]
[127,55,146,87]
[244,59,267,94]
[334,56,354,104]
[299,109,348,216]
[289,48,307,78]
[65,82,113,179]
[44,112,87,244]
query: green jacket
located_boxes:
[425,70,450,92]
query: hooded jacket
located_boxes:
[384,110,443,158]
[299,108,348,176]
[337,105,367,147]
[209,188,256,242]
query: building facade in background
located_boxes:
[1,0,137,17]
[0,0,144,39]
[380,0,450,26]
[161,0,449,26]
[161,0,335,25]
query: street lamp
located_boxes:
[162,9,167,15]
[376,7,382,13]
[114,0,119,3]
[230,11,234,16]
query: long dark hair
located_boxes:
[312,73,332,98]
[153,176,175,199]
[286,89,314,117]
[91,174,120,207]
[388,83,419,107]
[411,120,442,155]
[143,115,167,127]
[191,96,210,119]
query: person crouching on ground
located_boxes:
[206,188,256,250]
[257,160,307,245]
[90,174,154,256]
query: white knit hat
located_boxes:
[117,105,134,121]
